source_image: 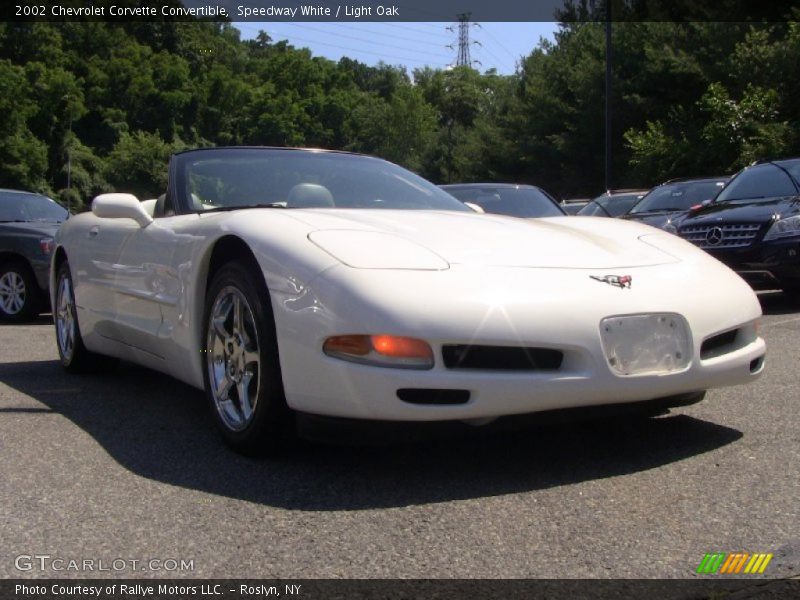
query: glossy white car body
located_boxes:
[52,149,766,426]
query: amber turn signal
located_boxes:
[323,335,434,369]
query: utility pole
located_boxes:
[604,1,612,191]
[63,94,74,214]
[446,13,481,69]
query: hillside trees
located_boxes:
[1,18,800,207]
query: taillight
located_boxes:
[40,238,55,255]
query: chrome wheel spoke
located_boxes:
[238,375,253,422]
[215,376,232,400]
[212,314,229,340]
[233,294,244,335]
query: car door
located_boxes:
[74,215,140,344]
[111,215,189,360]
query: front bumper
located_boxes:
[703,238,800,290]
[272,262,766,422]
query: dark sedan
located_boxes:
[623,176,729,230]
[0,189,67,321]
[675,159,800,294]
[440,183,566,218]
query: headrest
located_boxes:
[286,183,334,208]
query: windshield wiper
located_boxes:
[0,219,29,223]
[632,208,684,215]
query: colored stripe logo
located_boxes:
[697,553,773,574]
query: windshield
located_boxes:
[714,161,800,203]
[579,193,643,217]
[0,191,68,223]
[178,149,470,213]
[442,186,565,218]
[629,180,727,214]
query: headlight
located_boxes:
[662,220,678,234]
[323,335,434,370]
[763,215,800,241]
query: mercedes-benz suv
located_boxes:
[675,158,800,293]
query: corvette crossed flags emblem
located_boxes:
[590,274,633,288]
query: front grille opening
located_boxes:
[397,389,470,405]
[442,345,563,371]
[750,356,765,373]
[700,329,739,360]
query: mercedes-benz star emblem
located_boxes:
[706,227,724,245]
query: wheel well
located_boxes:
[0,251,32,270]
[194,236,268,375]
[206,236,262,286]
[52,247,68,273]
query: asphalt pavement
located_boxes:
[1,292,798,579]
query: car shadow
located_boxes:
[0,314,52,326]
[758,290,800,316]
[0,359,743,511]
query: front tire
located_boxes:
[0,258,41,322]
[203,261,294,456]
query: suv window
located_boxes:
[0,192,67,222]
[715,162,800,202]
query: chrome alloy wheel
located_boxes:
[55,274,76,361]
[206,286,261,432]
[0,271,26,315]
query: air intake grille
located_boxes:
[442,345,563,371]
[679,223,761,249]
[700,329,739,360]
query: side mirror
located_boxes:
[92,193,153,227]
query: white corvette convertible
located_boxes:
[52,147,766,454]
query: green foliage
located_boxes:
[1,19,799,205]
[105,130,188,199]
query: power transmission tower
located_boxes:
[446,13,481,69]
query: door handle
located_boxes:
[88,227,99,238]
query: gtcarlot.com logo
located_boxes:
[696,552,773,574]
[14,554,194,573]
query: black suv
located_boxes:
[623,176,729,230]
[0,189,67,321]
[675,159,800,293]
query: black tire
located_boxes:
[54,260,116,372]
[0,258,42,322]
[202,261,294,456]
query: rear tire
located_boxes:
[0,258,42,322]
[202,261,294,456]
[54,260,116,372]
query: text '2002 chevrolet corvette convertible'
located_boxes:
[52,147,766,454]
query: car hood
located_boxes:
[680,196,800,226]
[285,209,678,269]
[0,221,61,237]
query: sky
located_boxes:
[234,22,560,75]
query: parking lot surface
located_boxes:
[1,293,798,579]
